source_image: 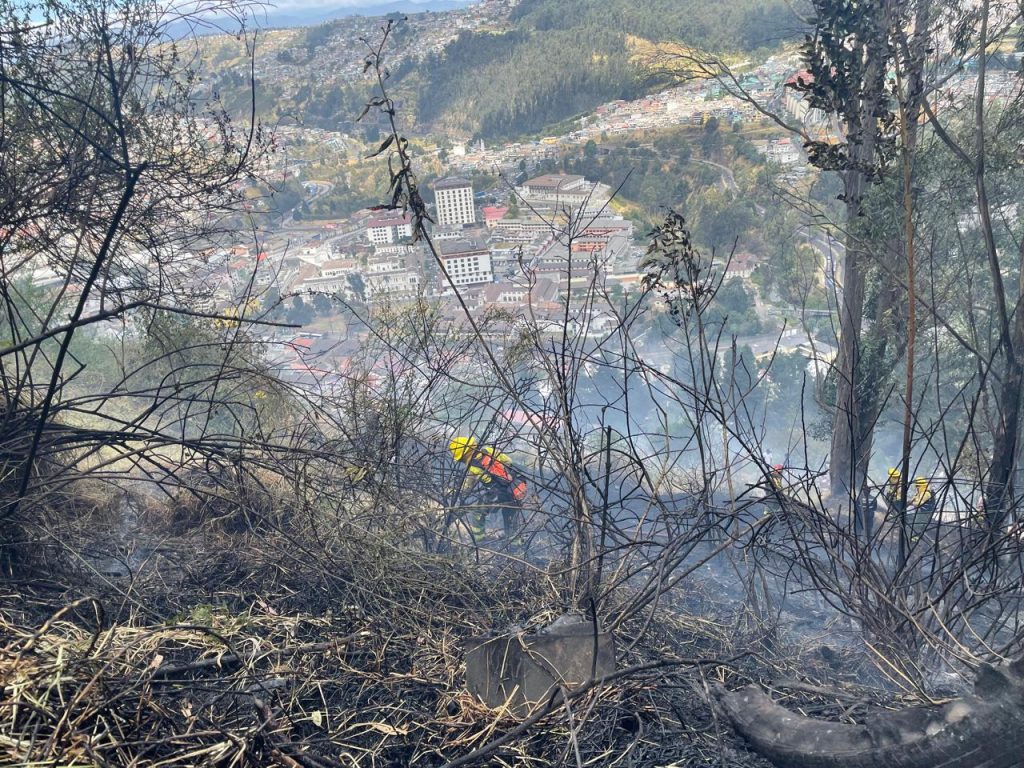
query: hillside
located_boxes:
[404,0,802,138]
[203,0,804,140]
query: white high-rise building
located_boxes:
[433,177,476,227]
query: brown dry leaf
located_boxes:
[347,721,408,736]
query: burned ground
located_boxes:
[1,480,973,768]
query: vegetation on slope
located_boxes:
[399,0,804,138]
[202,0,804,140]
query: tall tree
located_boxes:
[921,0,1024,523]
[793,0,908,499]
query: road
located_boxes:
[304,180,335,201]
[690,157,739,193]
[800,227,845,295]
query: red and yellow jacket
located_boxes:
[458,445,527,502]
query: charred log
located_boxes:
[718,659,1024,768]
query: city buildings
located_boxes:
[518,174,592,209]
[366,212,413,244]
[437,238,492,287]
[433,177,476,226]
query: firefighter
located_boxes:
[448,436,527,545]
[883,467,904,514]
[769,464,785,492]
[908,476,935,542]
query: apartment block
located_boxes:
[433,177,476,226]
[438,238,492,287]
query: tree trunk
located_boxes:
[719,659,1024,768]
[970,0,1024,524]
[828,0,905,500]
[829,181,871,500]
[985,241,1024,524]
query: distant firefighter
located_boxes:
[883,467,905,514]
[908,476,936,542]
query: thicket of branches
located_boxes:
[4,2,1024,767]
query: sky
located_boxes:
[253,0,472,13]
[155,0,474,33]
[265,0,450,8]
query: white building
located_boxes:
[366,212,413,244]
[438,239,492,287]
[320,258,357,279]
[433,177,476,227]
[365,272,421,300]
[518,174,592,208]
[364,260,421,300]
[764,138,800,165]
[783,70,828,127]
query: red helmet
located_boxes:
[772,464,784,471]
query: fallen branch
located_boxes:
[150,630,370,681]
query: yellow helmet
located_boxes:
[449,436,477,462]
[887,467,901,481]
[915,476,929,489]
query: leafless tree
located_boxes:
[0,0,282,558]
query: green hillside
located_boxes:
[203,0,803,141]
[397,0,802,138]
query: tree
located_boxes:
[793,0,913,499]
[693,189,755,248]
[701,116,722,158]
[313,292,335,317]
[636,1,935,507]
[0,0,268,536]
[919,0,1024,522]
[287,296,314,326]
[713,278,761,336]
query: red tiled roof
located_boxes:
[368,212,412,228]
[785,69,815,87]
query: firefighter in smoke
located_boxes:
[908,476,936,542]
[448,436,527,546]
[769,464,785,493]
[883,467,905,515]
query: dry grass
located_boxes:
[0,511,836,768]
[0,467,925,768]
